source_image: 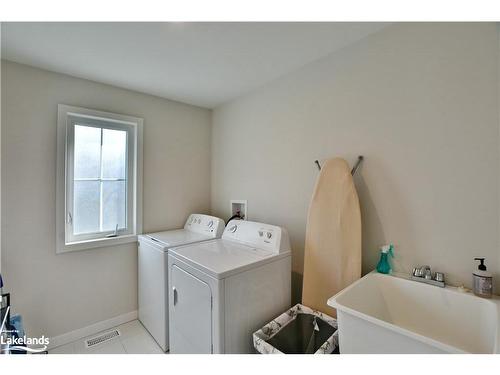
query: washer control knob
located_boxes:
[266,232,272,239]
[208,220,214,228]
[229,225,237,233]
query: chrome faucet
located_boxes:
[411,265,445,287]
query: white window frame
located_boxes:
[56,105,143,253]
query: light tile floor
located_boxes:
[49,320,164,354]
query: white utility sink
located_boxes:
[327,272,500,353]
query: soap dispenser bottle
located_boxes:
[473,258,493,298]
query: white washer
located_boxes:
[138,214,225,351]
[168,220,292,353]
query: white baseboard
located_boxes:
[48,310,138,350]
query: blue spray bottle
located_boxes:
[376,244,394,274]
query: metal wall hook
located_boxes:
[314,155,364,176]
[350,155,364,176]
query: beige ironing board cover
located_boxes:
[302,158,361,317]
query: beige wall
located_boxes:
[211,23,500,302]
[1,61,212,338]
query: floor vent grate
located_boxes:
[85,329,121,348]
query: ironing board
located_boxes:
[302,158,361,317]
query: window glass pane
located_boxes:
[74,125,101,179]
[102,128,127,179]
[102,181,127,231]
[73,181,100,234]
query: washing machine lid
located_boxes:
[169,239,288,279]
[142,229,213,250]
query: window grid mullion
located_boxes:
[99,127,104,233]
[73,178,126,181]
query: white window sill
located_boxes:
[57,234,138,254]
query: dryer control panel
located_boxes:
[184,214,225,238]
[222,220,291,254]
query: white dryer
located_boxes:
[138,214,225,351]
[168,220,292,353]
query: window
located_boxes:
[57,105,143,253]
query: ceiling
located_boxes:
[1,22,388,108]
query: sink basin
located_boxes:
[327,272,500,353]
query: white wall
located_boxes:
[1,61,212,338]
[211,23,499,302]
